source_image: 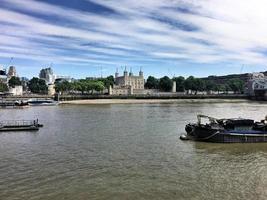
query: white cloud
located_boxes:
[1,0,267,75]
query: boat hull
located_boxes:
[28,103,58,106]
[185,124,267,143]
[0,126,39,131]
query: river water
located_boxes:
[1,100,267,200]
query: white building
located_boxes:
[247,73,267,96]
[9,85,23,96]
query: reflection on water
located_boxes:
[0,100,267,200]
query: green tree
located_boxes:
[72,79,105,94]
[195,78,205,93]
[0,82,8,92]
[227,79,244,93]
[93,81,105,92]
[106,75,115,86]
[204,80,215,92]
[184,76,197,94]
[28,77,48,94]
[173,76,185,92]
[55,81,72,94]
[8,76,21,88]
[97,76,115,88]
[145,76,159,89]
[159,76,173,92]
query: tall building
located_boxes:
[7,66,17,77]
[115,67,144,90]
[39,67,55,84]
[0,67,7,83]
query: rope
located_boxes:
[199,130,220,140]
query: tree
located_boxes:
[204,80,215,92]
[159,76,173,92]
[70,79,105,94]
[145,76,159,89]
[97,76,115,88]
[55,81,72,94]
[173,76,185,92]
[28,77,48,94]
[93,81,105,92]
[106,75,115,86]
[227,79,244,93]
[0,82,8,92]
[8,76,21,88]
[184,76,197,94]
[195,78,205,93]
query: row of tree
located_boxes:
[55,78,112,94]
[0,77,48,93]
[145,76,245,93]
[0,77,22,92]
[0,75,245,95]
[0,76,114,94]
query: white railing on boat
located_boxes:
[0,119,39,127]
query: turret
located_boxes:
[124,66,128,77]
[129,67,133,76]
[115,68,119,78]
[139,67,143,77]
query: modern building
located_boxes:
[0,67,7,83]
[39,67,55,84]
[55,75,73,83]
[7,66,17,78]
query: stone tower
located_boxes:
[172,81,176,93]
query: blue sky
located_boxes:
[1,0,267,79]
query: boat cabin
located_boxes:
[222,119,254,131]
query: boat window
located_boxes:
[234,125,252,131]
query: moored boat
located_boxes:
[0,119,43,131]
[27,99,58,106]
[181,115,267,143]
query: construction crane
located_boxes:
[2,57,13,75]
[7,57,13,67]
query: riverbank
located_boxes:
[60,98,250,105]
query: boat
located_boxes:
[0,119,43,131]
[14,100,29,108]
[0,100,29,108]
[27,99,58,106]
[181,115,267,143]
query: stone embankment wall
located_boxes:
[57,94,248,101]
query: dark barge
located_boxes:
[0,119,43,131]
[181,115,267,143]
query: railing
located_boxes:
[0,119,38,127]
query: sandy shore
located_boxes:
[60,98,249,105]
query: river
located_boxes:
[1,100,267,200]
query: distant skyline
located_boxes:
[1,0,267,79]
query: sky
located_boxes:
[1,0,267,79]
